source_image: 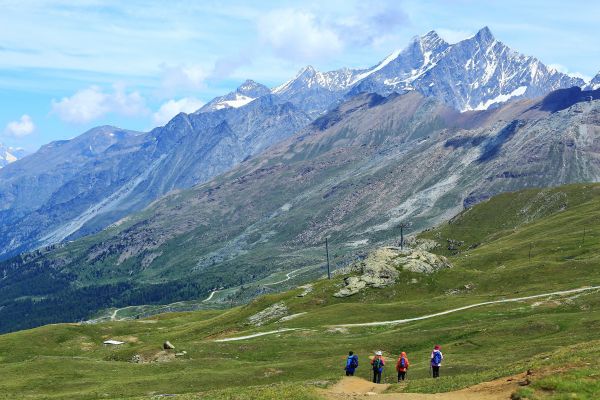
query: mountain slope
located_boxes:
[1,88,599,332]
[0,98,310,259]
[2,184,600,399]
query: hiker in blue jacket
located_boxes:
[430,345,443,378]
[344,351,359,376]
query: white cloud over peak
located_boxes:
[152,97,205,126]
[4,114,35,137]
[161,64,210,92]
[51,85,148,124]
[547,64,591,82]
[435,28,474,44]
[258,9,343,62]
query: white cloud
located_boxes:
[51,85,148,124]
[435,28,474,44]
[548,64,591,82]
[258,9,343,62]
[4,114,35,137]
[161,64,210,92]
[152,97,205,126]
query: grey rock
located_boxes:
[247,302,288,326]
[163,341,175,350]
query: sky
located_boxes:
[1,0,599,151]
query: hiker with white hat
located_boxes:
[370,350,385,383]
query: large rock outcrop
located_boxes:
[334,247,451,297]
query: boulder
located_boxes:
[163,341,175,350]
[247,302,288,326]
[334,247,452,297]
[334,248,399,297]
[397,250,452,273]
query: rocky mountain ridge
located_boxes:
[0,26,594,259]
[2,88,599,331]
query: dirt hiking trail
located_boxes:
[323,374,524,399]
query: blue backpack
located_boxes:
[347,356,358,369]
[400,357,406,368]
[432,351,442,365]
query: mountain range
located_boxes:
[0,27,593,261]
[1,84,599,332]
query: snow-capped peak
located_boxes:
[199,79,271,112]
[588,71,600,90]
[350,49,402,85]
[236,79,271,98]
[473,26,494,43]
[0,143,25,168]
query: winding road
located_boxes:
[213,285,600,342]
[263,267,309,286]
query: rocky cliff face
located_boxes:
[269,27,583,114]
[347,27,583,111]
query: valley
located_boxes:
[1,184,600,399]
[1,16,600,399]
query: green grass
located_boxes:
[3,184,600,399]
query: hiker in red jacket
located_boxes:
[371,351,385,383]
[395,351,409,381]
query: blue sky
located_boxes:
[1,0,599,151]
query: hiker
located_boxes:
[430,345,443,378]
[371,351,385,383]
[345,351,359,376]
[395,351,409,381]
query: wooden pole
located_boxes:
[326,237,331,279]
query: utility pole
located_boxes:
[325,237,331,279]
[398,222,409,250]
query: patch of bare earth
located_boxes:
[322,373,526,399]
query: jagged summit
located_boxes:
[236,79,270,98]
[473,26,494,43]
[200,79,270,112]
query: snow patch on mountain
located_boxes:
[351,49,402,84]
[471,86,528,111]
[214,94,256,109]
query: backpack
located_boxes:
[400,357,406,368]
[351,356,358,369]
[373,358,382,371]
[432,351,442,365]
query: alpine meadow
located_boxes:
[1,2,600,399]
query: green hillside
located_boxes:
[1,183,600,399]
